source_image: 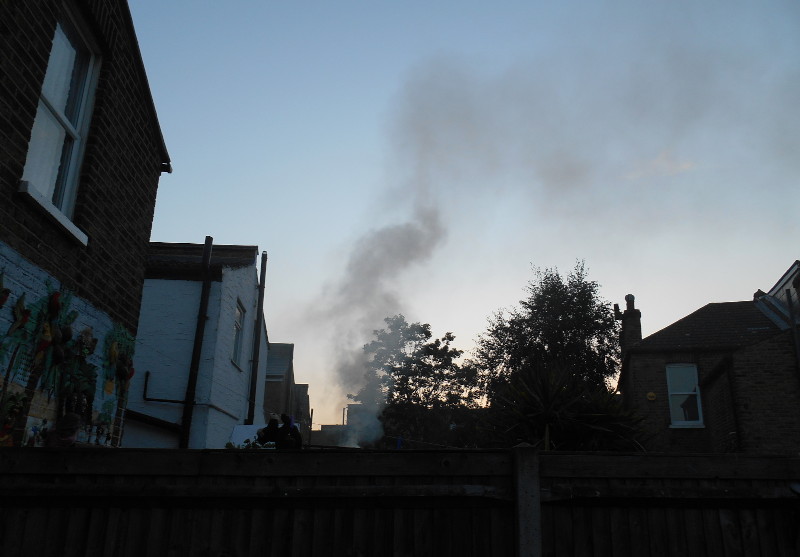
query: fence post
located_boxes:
[514,446,542,557]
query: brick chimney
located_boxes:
[614,294,642,354]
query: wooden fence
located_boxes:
[0,448,798,556]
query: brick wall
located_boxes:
[625,334,800,454]
[733,331,800,454]
[0,0,166,334]
[701,361,740,452]
[626,350,734,453]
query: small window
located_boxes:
[232,301,245,366]
[666,364,703,427]
[21,17,100,221]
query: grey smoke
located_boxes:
[310,2,800,409]
[314,204,444,397]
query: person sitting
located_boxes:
[276,413,302,449]
[255,417,280,446]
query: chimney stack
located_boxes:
[614,294,642,354]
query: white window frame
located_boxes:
[231,300,246,367]
[666,363,704,428]
[19,11,100,245]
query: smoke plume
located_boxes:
[307,3,800,423]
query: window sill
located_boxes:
[18,181,88,246]
[669,424,705,429]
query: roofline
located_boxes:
[145,242,259,280]
[767,260,800,297]
[149,241,259,253]
[120,0,171,173]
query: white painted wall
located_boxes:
[125,261,269,448]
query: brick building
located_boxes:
[617,261,800,454]
[0,0,169,446]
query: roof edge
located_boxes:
[120,0,171,173]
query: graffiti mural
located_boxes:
[0,244,134,447]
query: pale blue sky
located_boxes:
[130,1,800,425]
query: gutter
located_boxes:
[246,251,268,425]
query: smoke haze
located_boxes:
[299,2,800,421]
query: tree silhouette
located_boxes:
[472,262,642,450]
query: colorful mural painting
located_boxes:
[0,244,134,447]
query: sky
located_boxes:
[128,1,800,427]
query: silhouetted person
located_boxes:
[277,413,302,449]
[256,417,280,446]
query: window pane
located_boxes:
[22,103,68,199]
[41,25,77,115]
[667,365,697,393]
[670,394,700,422]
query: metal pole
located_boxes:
[179,236,213,448]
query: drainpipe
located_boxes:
[246,251,268,425]
[179,236,213,448]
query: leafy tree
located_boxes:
[351,315,480,409]
[475,262,619,395]
[349,315,480,446]
[472,262,641,450]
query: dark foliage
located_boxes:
[349,315,481,447]
[471,262,643,450]
[474,262,620,397]
[485,361,643,450]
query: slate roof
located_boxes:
[629,301,782,353]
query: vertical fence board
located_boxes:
[270,506,292,556]
[628,506,650,557]
[719,507,745,557]
[553,505,573,556]
[493,502,513,557]
[540,502,554,557]
[290,506,313,557]
[416,506,436,557]
[753,508,777,557]
[701,507,724,557]
[739,508,760,556]
[772,505,800,557]
[590,490,612,555]
[647,506,668,557]
[570,504,592,557]
[392,506,412,557]
[246,506,268,557]
[610,506,632,557]
[2,507,26,557]
[63,505,91,557]
[21,507,47,556]
[665,505,688,556]
[683,505,705,557]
